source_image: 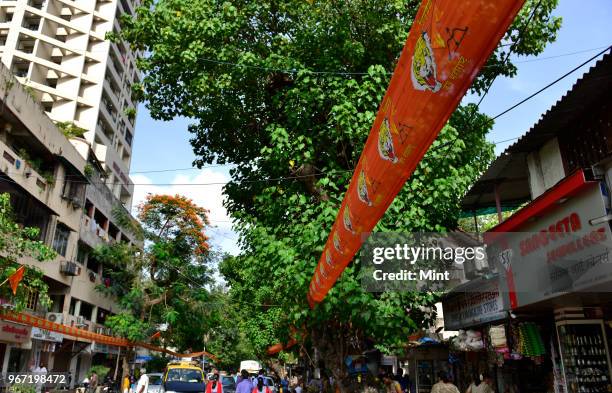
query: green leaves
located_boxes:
[0,193,54,310]
[119,0,561,363]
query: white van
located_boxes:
[238,360,261,375]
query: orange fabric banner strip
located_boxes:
[0,312,218,361]
[308,0,525,304]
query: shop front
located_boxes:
[484,174,612,393]
[446,172,612,393]
[30,327,63,370]
[0,320,32,373]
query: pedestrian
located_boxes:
[431,371,459,393]
[236,370,254,393]
[122,373,131,393]
[294,380,303,393]
[136,368,149,393]
[394,370,410,393]
[206,373,223,393]
[281,376,289,393]
[89,371,99,393]
[465,372,494,393]
[34,362,48,393]
[252,377,271,393]
[381,371,402,393]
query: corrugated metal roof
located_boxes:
[461,50,612,213]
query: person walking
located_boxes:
[122,374,131,393]
[252,378,271,393]
[431,371,459,393]
[136,368,149,393]
[236,370,253,393]
[466,372,494,393]
[34,362,48,393]
[381,372,402,393]
[206,373,223,393]
[89,371,99,393]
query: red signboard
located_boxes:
[309,0,526,305]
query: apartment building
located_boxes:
[0,0,140,208]
[0,60,144,382]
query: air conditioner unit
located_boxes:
[46,312,64,324]
[76,316,85,325]
[60,261,81,276]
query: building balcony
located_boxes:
[80,214,107,248]
[0,139,54,195]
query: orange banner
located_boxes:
[308,0,525,304]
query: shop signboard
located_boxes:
[91,342,120,355]
[31,327,63,343]
[488,181,612,309]
[0,320,31,343]
[442,276,507,330]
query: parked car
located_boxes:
[161,361,205,393]
[221,376,236,393]
[147,373,163,393]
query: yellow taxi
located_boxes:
[161,361,206,393]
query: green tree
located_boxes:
[117,0,561,384]
[96,195,255,369]
[95,194,214,346]
[0,193,55,310]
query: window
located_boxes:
[76,243,88,265]
[52,224,70,256]
[50,294,64,313]
[79,301,93,321]
[25,290,38,310]
[69,298,78,316]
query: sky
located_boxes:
[128,0,612,256]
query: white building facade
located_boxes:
[0,0,140,207]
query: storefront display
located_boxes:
[557,320,612,393]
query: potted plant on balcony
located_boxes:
[124,107,136,122]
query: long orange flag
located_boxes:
[308,0,526,305]
[9,266,25,295]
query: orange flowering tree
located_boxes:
[139,194,210,283]
[95,194,219,351]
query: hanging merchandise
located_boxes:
[451,330,485,351]
[518,322,546,358]
[508,322,523,360]
[489,325,508,352]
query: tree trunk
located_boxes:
[310,322,359,393]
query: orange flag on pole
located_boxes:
[308,0,526,305]
[9,266,25,295]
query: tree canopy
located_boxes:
[117,0,562,379]
[96,195,212,345]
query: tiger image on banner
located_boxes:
[333,232,343,254]
[411,31,442,92]
[343,206,354,233]
[378,118,398,163]
[318,263,329,279]
[357,170,373,206]
[325,250,334,269]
